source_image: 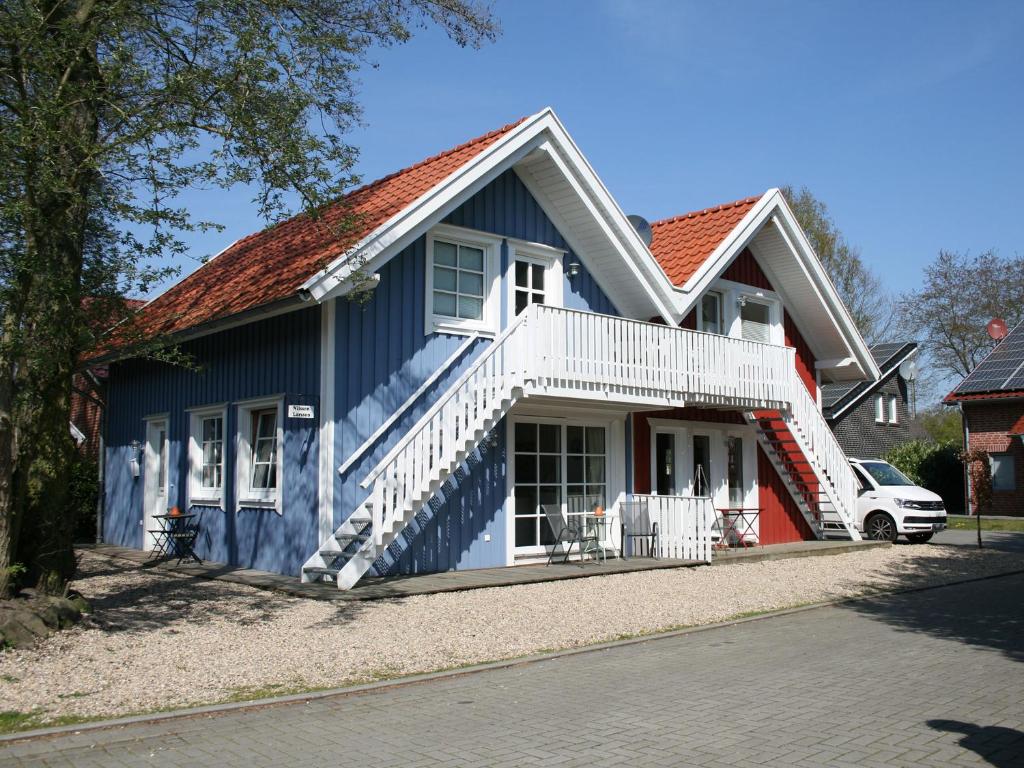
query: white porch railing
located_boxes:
[618,493,715,563]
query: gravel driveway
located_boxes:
[2,542,1022,725]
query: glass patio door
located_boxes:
[513,421,607,555]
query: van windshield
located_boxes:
[860,461,914,487]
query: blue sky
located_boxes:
[168,0,1023,299]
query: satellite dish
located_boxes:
[898,359,917,382]
[627,214,653,247]
[987,318,1009,341]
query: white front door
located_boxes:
[143,418,169,550]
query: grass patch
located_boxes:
[0,711,40,732]
[947,516,1024,532]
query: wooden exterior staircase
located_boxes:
[303,304,860,589]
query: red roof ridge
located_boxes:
[651,194,763,228]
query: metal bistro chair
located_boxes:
[620,499,660,559]
[543,505,600,566]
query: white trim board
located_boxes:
[302,108,680,324]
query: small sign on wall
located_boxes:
[287,404,315,420]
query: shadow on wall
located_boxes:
[836,546,1024,665]
[927,720,1024,768]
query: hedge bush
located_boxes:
[883,440,965,513]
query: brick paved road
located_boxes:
[3,571,1023,768]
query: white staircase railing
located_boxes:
[306,304,860,589]
[359,307,533,546]
[774,366,861,539]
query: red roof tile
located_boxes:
[131,117,529,341]
[648,195,761,286]
[944,390,1024,403]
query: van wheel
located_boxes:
[865,513,898,542]
[907,532,934,544]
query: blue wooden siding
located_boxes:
[334,168,618,575]
[103,306,321,576]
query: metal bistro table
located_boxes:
[148,512,202,565]
[714,507,762,549]
[583,512,608,564]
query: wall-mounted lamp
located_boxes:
[129,440,142,478]
[736,295,747,308]
[567,261,581,278]
[484,430,500,449]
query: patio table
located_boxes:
[715,507,762,549]
[148,513,202,565]
[584,513,608,563]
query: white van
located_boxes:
[849,458,947,543]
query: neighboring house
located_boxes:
[98,108,880,588]
[945,322,1024,517]
[822,342,919,459]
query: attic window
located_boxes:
[699,292,723,335]
[425,225,500,337]
[740,299,772,344]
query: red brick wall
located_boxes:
[963,400,1024,516]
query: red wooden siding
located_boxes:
[632,408,745,495]
[784,312,817,398]
[722,248,773,290]
[757,443,815,543]
[629,247,819,543]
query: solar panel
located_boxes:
[956,326,1024,393]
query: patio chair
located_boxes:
[620,499,659,559]
[543,505,599,566]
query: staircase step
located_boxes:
[319,548,352,559]
[335,531,370,543]
[303,566,340,578]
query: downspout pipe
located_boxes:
[960,403,971,515]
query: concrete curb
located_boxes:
[710,540,889,565]
[3,565,1024,747]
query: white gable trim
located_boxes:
[301,109,680,323]
[676,189,879,381]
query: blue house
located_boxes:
[101,108,881,589]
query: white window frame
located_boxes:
[188,404,227,508]
[709,278,784,346]
[507,238,565,318]
[235,396,284,514]
[697,290,724,335]
[875,394,886,424]
[888,394,899,424]
[505,409,626,565]
[425,223,501,338]
[990,453,1016,491]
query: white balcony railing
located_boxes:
[360,303,858,555]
